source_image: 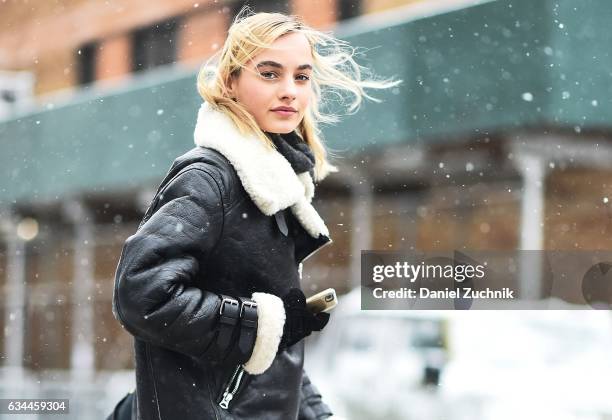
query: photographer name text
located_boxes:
[373,287,515,300]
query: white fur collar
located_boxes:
[193,101,329,238]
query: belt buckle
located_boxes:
[219,297,239,315]
[240,301,258,318]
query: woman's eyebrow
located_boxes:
[255,60,312,71]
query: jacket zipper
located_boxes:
[218,365,246,409]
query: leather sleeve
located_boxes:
[112,165,284,371]
[298,370,334,420]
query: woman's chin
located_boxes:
[262,122,298,134]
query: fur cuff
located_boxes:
[242,292,285,375]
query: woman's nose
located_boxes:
[279,77,297,100]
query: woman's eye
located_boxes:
[259,72,310,81]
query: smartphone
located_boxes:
[306,288,337,313]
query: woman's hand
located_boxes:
[277,288,330,354]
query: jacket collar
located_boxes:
[193,101,329,238]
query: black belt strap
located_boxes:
[237,300,258,363]
[221,297,259,365]
[216,295,241,353]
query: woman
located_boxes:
[108,7,400,420]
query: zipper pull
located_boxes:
[219,391,233,409]
[218,366,245,410]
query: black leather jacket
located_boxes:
[112,146,334,420]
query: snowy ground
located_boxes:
[305,288,612,420]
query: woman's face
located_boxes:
[228,32,313,134]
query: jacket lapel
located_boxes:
[193,101,330,239]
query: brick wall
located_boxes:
[177,8,230,65]
[292,0,337,28]
[0,0,451,97]
[0,0,223,96]
[96,34,131,83]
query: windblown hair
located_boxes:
[197,6,402,181]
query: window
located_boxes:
[22,235,73,371]
[132,18,180,73]
[338,0,361,20]
[77,42,97,85]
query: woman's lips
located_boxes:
[271,109,297,117]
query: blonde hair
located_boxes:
[197,6,402,181]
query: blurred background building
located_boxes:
[1,0,612,418]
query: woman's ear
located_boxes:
[226,73,238,100]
